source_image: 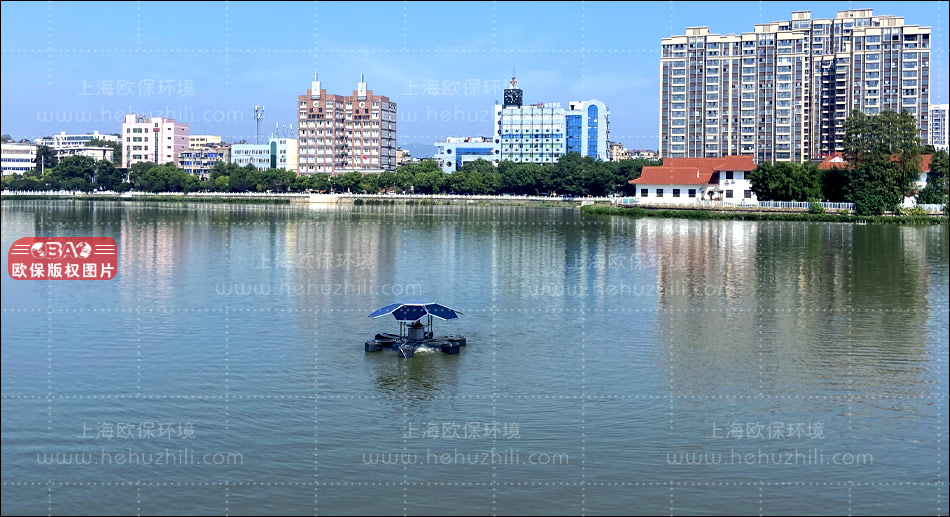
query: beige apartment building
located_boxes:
[659,9,931,163]
[296,74,397,174]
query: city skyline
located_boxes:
[1,1,947,150]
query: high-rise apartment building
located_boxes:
[121,114,190,168]
[660,9,931,163]
[930,104,948,152]
[296,73,397,175]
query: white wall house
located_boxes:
[629,156,758,206]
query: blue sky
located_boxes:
[1,1,947,149]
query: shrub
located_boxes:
[808,199,825,214]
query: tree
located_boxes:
[291,173,330,192]
[842,109,922,215]
[821,167,849,202]
[412,160,446,194]
[358,173,379,194]
[34,145,58,172]
[748,161,822,201]
[1,134,11,143]
[335,171,364,193]
[130,163,198,193]
[451,159,500,194]
[93,160,122,190]
[87,137,121,165]
[227,164,259,192]
[917,149,949,205]
[214,175,231,192]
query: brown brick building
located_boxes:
[296,73,397,175]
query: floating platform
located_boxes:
[365,334,467,358]
[365,301,467,359]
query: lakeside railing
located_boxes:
[612,197,863,211]
[0,190,611,202]
[2,190,943,213]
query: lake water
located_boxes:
[1,201,948,515]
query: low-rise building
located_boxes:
[396,147,411,165]
[608,141,630,162]
[35,130,119,149]
[54,146,114,162]
[230,138,297,171]
[180,145,231,178]
[629,156,758,205]
[230,143,270,169]
[188,135,223,149]
[434,137,499,173]
[2,142,37,175]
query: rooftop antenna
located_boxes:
[253,105,265,144]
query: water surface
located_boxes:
[1,201,947,515]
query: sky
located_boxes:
[1,1,947,150]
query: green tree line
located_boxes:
[3,153,660,196]
[748,110,948,215]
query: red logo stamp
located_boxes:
[8,237,117,280]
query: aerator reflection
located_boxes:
[365,301,467,358]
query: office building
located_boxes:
[494,76,609,163]
[35,130,119,149]
[297,73,397,175]
[121,114,190,168]
[1,142,37,175]
[660,9,931,163]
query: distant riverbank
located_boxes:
[1,193,293,204]
[581,203,948,224]
[0,191,595,207]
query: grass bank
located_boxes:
[352,197,577,208]
[581,203,947,225]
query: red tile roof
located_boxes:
[631,167,713,185]
[817,153,932,172]
[709,155,757,172]
[818,153,848,170]
[630,156,756,185]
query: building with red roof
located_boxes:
[817,153,933,188]
[629,156,758,205]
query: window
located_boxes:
[656,189,664,198]
[688,189,696,198]
[726,171,734,180]
[744,190,752,199]
[673,189,681,198]
[726,190,734,199]
[640,188,648,197]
